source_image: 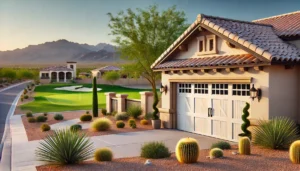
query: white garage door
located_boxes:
[177,83,250,141]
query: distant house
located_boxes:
[91,66,122,78]
[39,61,77,82]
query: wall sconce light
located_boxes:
[160,84,168,94]
[250,84,262,102]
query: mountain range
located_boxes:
[0,39,122,65]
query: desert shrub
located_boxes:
[21,97,24,102]
[80,114,92,121]
[210,141,231,150]
[91,118,112,131]
[28,117,36,123]
[127,105,142,119]
[111,111,117,116]
[94,148,113,162]
[115,113,129,121]
[116,121,125,128]
[54,114,64,120]
[128,119,136,127]
[102,108,107,115]
[23,88,28,94]
[36,129,94,165]
[209,148,223,158]
[26,111,33,117]
[86,111,90,115]
[43,112,48,116]
[24,95,29,99]
[140,119,148,125]
[144,113,153,120]
[253,117,299,149]
[36,115,47,122]
[141,142,171,159]
[40,124,51,132]
[102,71,120,85]
[70,124,82,132]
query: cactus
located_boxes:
[209,148,223,158]
[175,137,199,163]
[290,140,300,164]
[238,102,251,139]
[239,137,251,155]
[92,77,98,117]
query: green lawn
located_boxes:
[21,83,150,113]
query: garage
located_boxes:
[177,83,250,141]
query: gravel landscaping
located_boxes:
[36,145,300,171]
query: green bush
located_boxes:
[94,148,113,162]
[35,129,94,165]
[128,119,136,127]
[28,117,36,123]
[102,109,107,115]
[127,105,142,119]
[80,114,92,121]
[43,112,48,116]
[144,113,153,120]
[54,114,64,120]
[253,117,299,149]
[115,113,129,121]
[209,148,223,158]
[116,121,125,128]
[26,111,33,117]
[24,95,29,99]
[91,118,112,131]
[239,102,251,138]
[210,141,231,150]
[70,124,82,132]
[40,124,51,132]
[141,142,171,159]
[36,115,47,122]
[86,111,90,115]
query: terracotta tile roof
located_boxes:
[40,66,73,72]
[94,66,121,72]
[154,54,264,70]
[253,11,300,38]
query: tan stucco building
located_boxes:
[151,11,300,141]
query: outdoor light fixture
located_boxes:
[250,84,262,102]
[160,84,168,94]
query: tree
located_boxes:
[239,102,251,138]
[20,70,35,79]
[103,71,120,85]
[92,77,98,117]
[2,69,17,83]
[108,5,188,120]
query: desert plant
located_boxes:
[239,102,251,138]
[102,71,120,85]
[239,137,251,155]
[175,137,199,163]
[43,112,48,116]
[144,113,153,120]
[20,97,24,102]
[128,119,136,127]
[28,117,36,123]
[80,114,92,121]
[115,113,129,121]
[24,95,29,99]
[70,124,82,132]
[141,141,171,159]
[140,119,148,125]
[26,111,33,117]
[127,105,142,119]
[54,114,64,120]
[35,129,94,165]
[92,77,98,117]
[210,141,231,150]
[94,148,113,162]
[91,118,112,131]
[253,117,299,149]
[209,148,223,158]
[290,140,300,164]
[40,124,51,132]
[131,122,137,128]
[102,108,107,115]
[111,111,117,116]
[36,115,47,122]
[86,111,90,115]
[116,121,125,128]
[23,88,28,94]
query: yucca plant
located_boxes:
[253,117,299,149]
[35,129,94,165]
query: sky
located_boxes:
[0,0,299,51]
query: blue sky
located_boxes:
[0,0,299,51]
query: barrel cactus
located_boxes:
[175,137,199,163]
[239,137,251,155]
[290,140,300,164]
[209,148,223,158]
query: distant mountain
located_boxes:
[0,39,121,65]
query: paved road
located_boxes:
[0,82,29,141]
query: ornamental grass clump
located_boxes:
[91,118,112,131]
[253,117,299,149]
[210,141,231,150]
[127,105,142,119]
[94,148,113,162]
[141,142,171,159]
[115,113,129,121]
[35,129,94,165]
[209,148,223,159]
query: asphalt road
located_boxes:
[0,82,28,141]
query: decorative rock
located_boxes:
[232,151,238,155]
[144,159,152,165]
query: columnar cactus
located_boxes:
[239,137,251,155]
[175,137,199,163]
[209,148,223,159]
[290,140,300,164]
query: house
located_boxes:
[39,61,77,82]
[151,11,300,142]
[91,66,125,78]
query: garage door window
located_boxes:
[232,84,250,96]
[212,84,228,95]
[195,84,208,94]
[178,83,191,93]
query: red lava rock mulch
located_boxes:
[37,146,300,171]
[22,110,153,141]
